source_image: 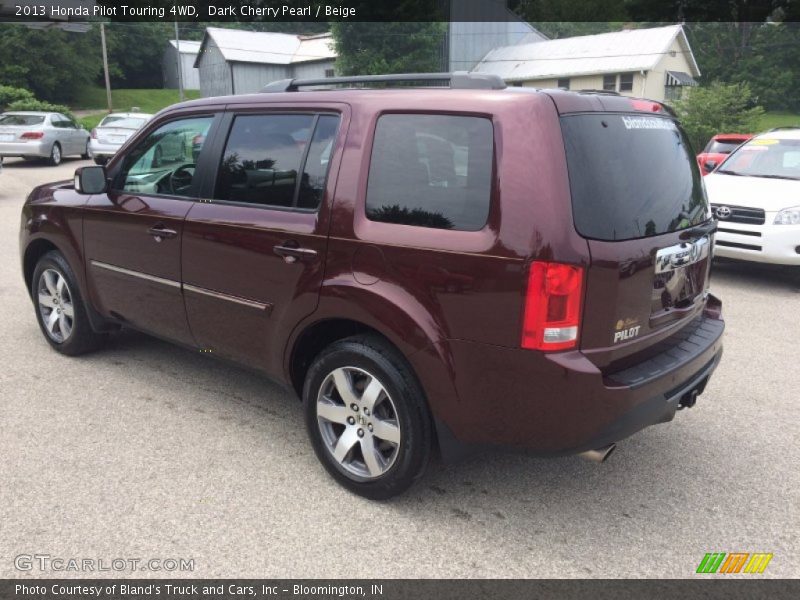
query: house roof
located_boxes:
[473,25,700,82]
[195,28,336,68]
[168,40,201,55]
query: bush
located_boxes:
[671,82,765,153]
[0,85,35,111]
[5,98,75,121]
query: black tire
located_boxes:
[31,250,106,356]
[93,156,107,166]
[48,142,62,166]
[81,140,91,160]
[303,335,432,500]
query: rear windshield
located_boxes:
[704,140,743,154]
[561,113,708,241]
[100,117,147,130]
[0,114,45,126]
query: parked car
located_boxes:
[89,112,153,165]
[0,111,90,166]
[20,73,724,499]
[697,133,753,175]
[705,128,800,266]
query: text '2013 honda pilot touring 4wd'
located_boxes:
[20,73,723,499]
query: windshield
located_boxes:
[705,140,743,154]
[717,138,800,180]
[561,113,708,241]
[0,114,45,126]
[100,117,147,130]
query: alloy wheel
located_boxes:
[316,366,401,480]
[37,269,74,343]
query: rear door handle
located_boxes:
[273,243,318,264]
[147,224,178,242]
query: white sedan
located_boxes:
[705,128,800,266]
[89,112,153,165]
[0,111,90,166]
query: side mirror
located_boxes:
[74,166,107,194]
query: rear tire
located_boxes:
[303,335,432,500]
[81,140,91,160]
[48,142,62,166]
[31,251,106,356]
[93,156,107,166]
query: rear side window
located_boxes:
[366,114,493,231]
[561,114,707,241]
[214,113,339,210]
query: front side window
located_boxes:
[116,116,212,198]
[365,114,493,231]
[214,113,339,209]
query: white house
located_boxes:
[194,28,336,98]
[472,24,700,103]
[163,40,201,90]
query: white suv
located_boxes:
[704,128,800,266]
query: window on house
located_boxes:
[325,69,335,78]
[602,75,617,91]
[557,78,570,89]
[619,73,634,92]
[366,114,494,231]
[512,81,523,87]
[664,86,683,102]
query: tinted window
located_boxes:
[561,113,707,241]
[705,140,742,154]
[116,116,212,197]
[0,114,44,126]
[215,114,313,207]
[297,115,340,210]
[366,114,493,231]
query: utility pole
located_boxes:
[100,22,113,113]
[174,18,185,102]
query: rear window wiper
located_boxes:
[679,219,716,241]
[715,169,742,176]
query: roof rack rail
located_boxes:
[577,89,621,96]
[261,71,506,93]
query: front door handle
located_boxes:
[273,243,318,264]
[147,224,177,242]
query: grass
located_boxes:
[72,87,200,129]
[757,111,800,131]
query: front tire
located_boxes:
[32,251,106,355]
[48,142,62,166]
[93,156,107,166]
[303,335,432,500]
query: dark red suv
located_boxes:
[20,73,723,499]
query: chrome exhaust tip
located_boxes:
[578,443,616,463]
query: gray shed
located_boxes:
[163,40,201,90]
[195,28,336,98]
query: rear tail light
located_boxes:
[20,131,44,140]
[521,262,584,351]
[91,128,97,139]
[630,99,662,113]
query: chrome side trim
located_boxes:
[90,260,180,288]
[183,284,271,312]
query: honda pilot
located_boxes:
[20,72,724,499]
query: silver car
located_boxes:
[0,112,90,166]
[89,112,153,165]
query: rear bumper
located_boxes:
[436,297,724,457]
[0,141,49,157]
[88,140,121,157]
[715,221,800,265]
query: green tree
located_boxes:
[671,82,765,152]
[331,22,446,76]
[0,25,100,103]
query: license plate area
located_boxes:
[0,134,15,142]
[652,237,710,314]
